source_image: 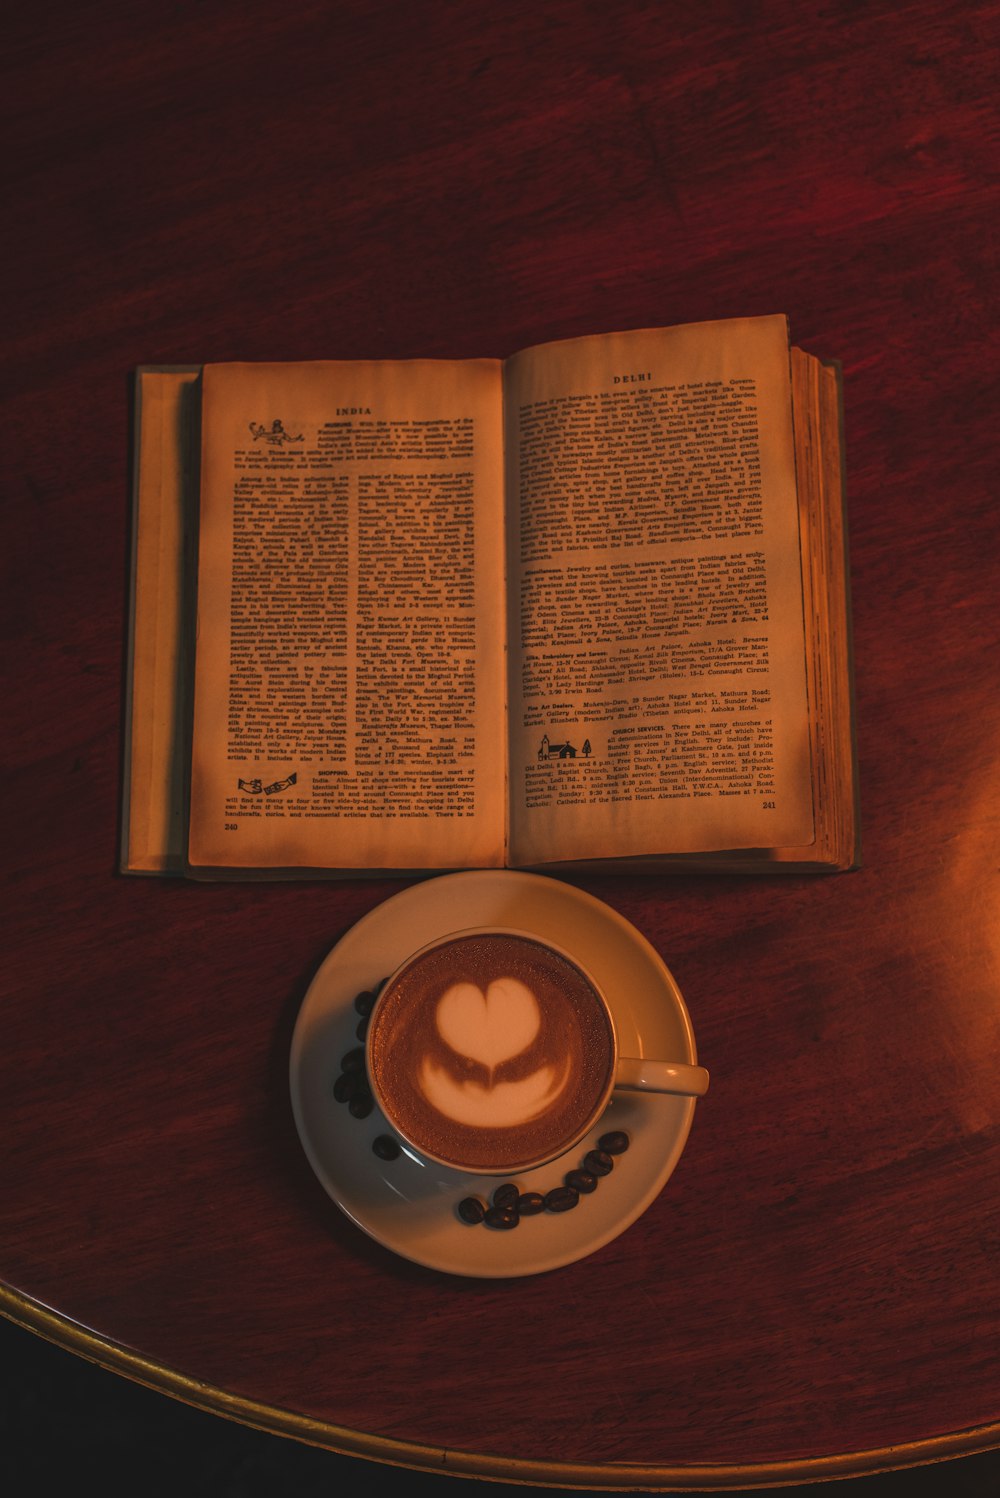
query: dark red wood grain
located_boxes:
[3,0,999,1486]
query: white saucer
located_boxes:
[289,871,704,1278]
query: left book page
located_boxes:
[184,359,507,874]
[122,368,201,873]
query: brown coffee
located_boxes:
[367,933,616,1173]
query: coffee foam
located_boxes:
[368,933,615,1172]
[418,1055,571,1128]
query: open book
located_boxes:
[122,315,858,878]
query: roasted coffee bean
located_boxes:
[517,1191,545,1216]
[348,1091,374,1119]
[458,1196,486,1224]
[484,1205,519,1230]
[372,1134,401,1161]
[354,989,377,1016]
[584,1149,614,1177]
[598,1130,630,1155]
[492,1183,519,1209]
[566,1169,598,1194]
[545,1185,580,1213]
[334,1071,364,1103]
[355,1016,369,1041]
[340,1047,366,1074]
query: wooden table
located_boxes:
[3,1,998,1488]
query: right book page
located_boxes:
[503,315,816,867]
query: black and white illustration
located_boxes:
[237,772,298,796]
[248,418,303,445]
[537,733,593,761]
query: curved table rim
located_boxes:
[4,1287,998,1490]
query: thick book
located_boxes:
[121,315,859,879]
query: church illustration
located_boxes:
[537,734,591,760]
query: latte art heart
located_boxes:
[366,932,616,1173]
[435,977,541,1073]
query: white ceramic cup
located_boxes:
[365,927,708,1175]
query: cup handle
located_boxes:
[615,1056,710,1097]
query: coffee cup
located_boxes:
[365,927,709,1176]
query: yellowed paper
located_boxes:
[125,318,848,877]
[123,369,199,872]
[503,315,815,865]
[187,360,507,871]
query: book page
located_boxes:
[122,368,200,873]
[188,360,507,871]
[504,315,815,865]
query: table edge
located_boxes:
[4,1287,998,1490]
